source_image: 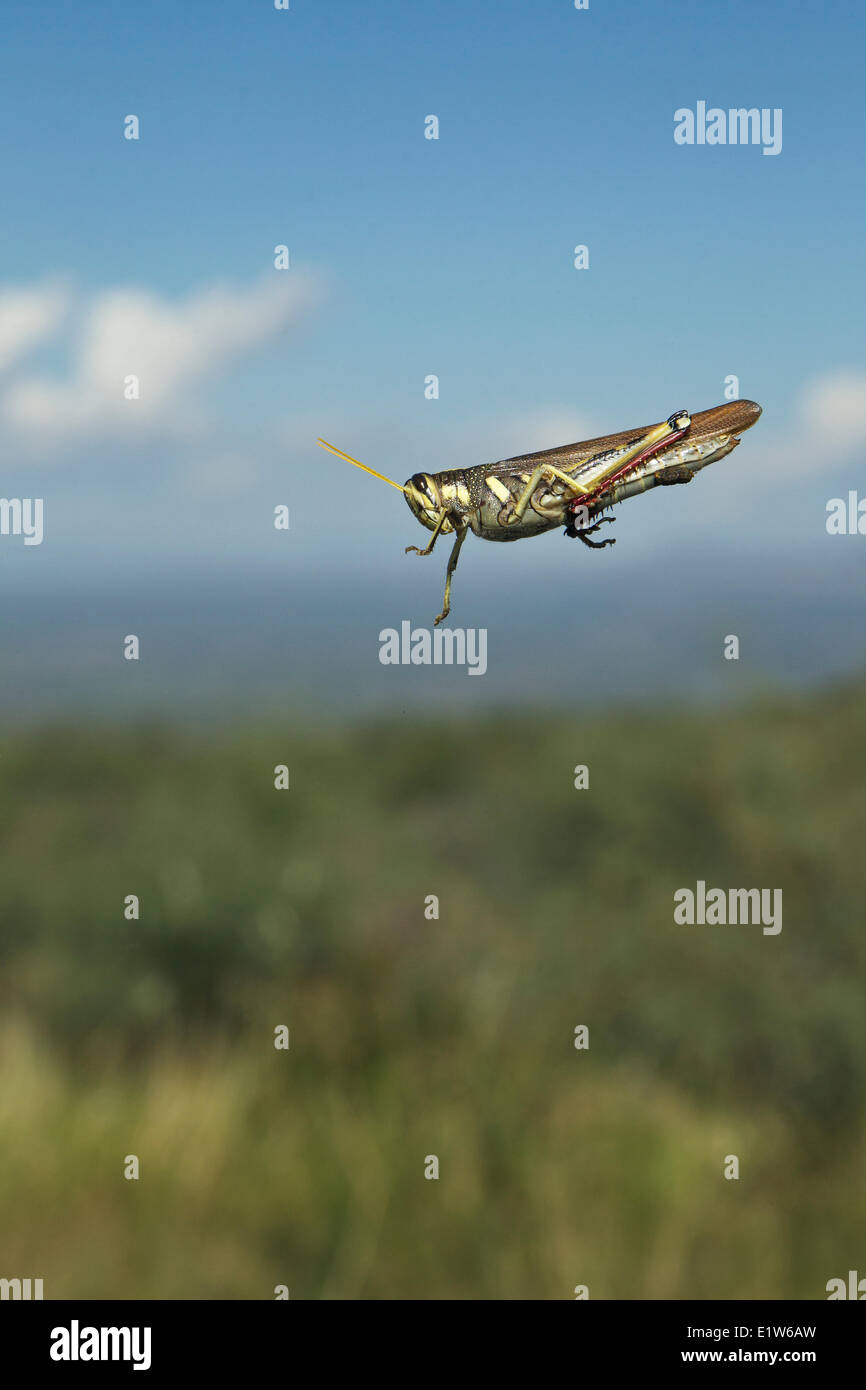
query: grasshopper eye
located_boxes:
[410,473,430,498]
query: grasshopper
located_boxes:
[318,399,761,625]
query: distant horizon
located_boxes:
[3,562,863,727]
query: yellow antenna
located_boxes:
[316,438,408,494]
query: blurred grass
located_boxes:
[1,680,865,1298]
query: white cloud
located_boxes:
[0,282,70,372]
[2,273,320,438]
[800,370,866,447]
[726,369,866,487]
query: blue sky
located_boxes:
[0,0,864,708]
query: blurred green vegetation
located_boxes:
[1,681,865,1299]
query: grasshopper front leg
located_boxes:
[434,525,467,627]
[406,506,448,556]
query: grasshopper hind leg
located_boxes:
[564,513,616,548]
[575,529,616,550]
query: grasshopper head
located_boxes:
[404,472,448,533]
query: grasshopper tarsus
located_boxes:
[575,532,616,550]
[564,513,616,542]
